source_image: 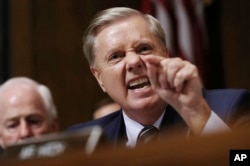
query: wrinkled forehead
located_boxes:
[93,15,152,50]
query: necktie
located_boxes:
[137,126,159,145]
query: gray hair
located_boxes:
[0,77,58,122]
[83,7,167,66]
[37,84,58,122]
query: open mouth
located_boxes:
[128,77,151,90]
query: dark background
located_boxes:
[0,0,249,130]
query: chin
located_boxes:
[131,97,163,110]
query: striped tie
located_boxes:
[137,126,159,145]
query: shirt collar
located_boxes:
[122,110,165,148]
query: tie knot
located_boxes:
[137,126,159,145]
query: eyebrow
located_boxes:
[4,118,19,126]
[4,116,19,122]
[133,39,154,47]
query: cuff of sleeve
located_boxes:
[201,111,231,136]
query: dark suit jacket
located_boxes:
[67,89,250,146]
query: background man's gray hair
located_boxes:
[0,77,58,122]
[38,84,58,122]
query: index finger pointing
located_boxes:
[141,55,166,66]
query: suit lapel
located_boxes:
[103,110,127,146]
[159,106,188,137]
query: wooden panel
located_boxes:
[10,0,33,76]
[221,0,250,89]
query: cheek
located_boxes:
[103,75,126,101]
[103,76,122,91]
[34,124,51,134]
[102,66,124,87]
[2,133,19,145]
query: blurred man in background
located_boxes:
[93,97,120,119]
[0,77,59,150]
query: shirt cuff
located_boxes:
[202,111,231,135]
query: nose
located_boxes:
[18,121,33,139]
[126,52,145,72]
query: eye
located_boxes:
[6,121,19,129]
[5,120,20,133]
[27,115,43,127]
[107,51,125,62]
[136,44,153,54]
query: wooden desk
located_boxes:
[2,127,250,166]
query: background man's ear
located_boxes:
[0,137,5,149]
[51,119,59,132]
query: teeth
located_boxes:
[129,77,149,87]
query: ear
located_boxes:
[0,138,2,147]
[50,119,59,132]
[0,133,5,149]
[90,66,106,92]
